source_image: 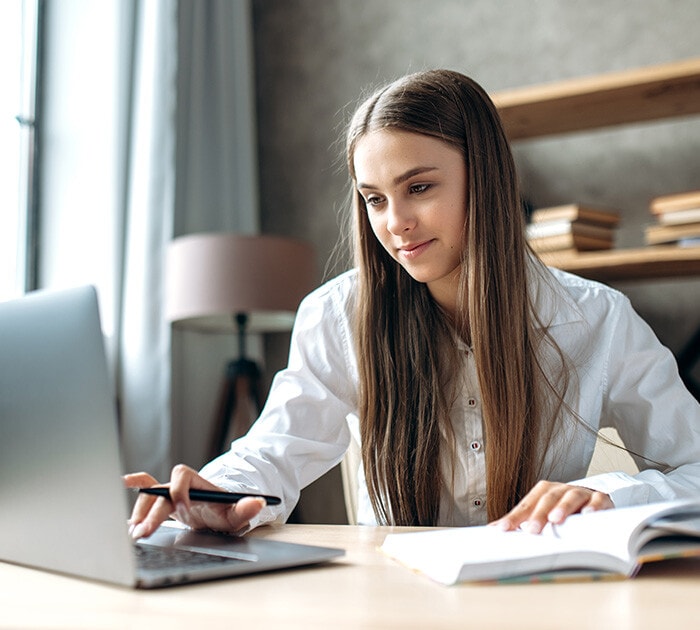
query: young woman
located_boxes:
[126,70,700,540]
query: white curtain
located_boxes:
[116,0,177,479]
[175,0,259,236]
[171,0,261,469]
[38,0,258,480]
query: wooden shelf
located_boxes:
[492,58,700,140]
[537,246,700,283]
[498,59,700,374]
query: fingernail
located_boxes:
[131,523,147,540]
[548,508,565,523]
[581,506,595,514]
[526,521,542,535]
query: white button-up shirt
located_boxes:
[200,265,700,529]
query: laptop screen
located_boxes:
[0,286,137,586]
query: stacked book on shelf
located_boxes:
[526,204,620,255]
[645,190,700,247]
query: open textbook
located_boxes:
[380,499,700,585]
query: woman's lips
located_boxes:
[398,239,433,260]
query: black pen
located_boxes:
[139,487,281,506]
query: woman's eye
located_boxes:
[409,183,430,194]
[364,195,383,207]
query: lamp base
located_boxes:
[211,357,261,458]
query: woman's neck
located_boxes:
[427,271,460,320]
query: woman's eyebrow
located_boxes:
[357,166,438,191]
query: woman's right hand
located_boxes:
[123,464,266,540]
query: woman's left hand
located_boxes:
[490,480,614,534]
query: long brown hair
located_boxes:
[346,69,566,525]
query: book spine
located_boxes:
[644,222,700,245]
[529,233,613,252]
[650,191,700,214]
[530,204,620,226]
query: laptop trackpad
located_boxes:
[139,523,259,562]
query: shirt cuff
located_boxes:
[198,470,288,534]
[568,471,656,507]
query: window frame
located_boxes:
[1,0,42,300]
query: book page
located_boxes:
[380,500,700,584]
[380,521,633,584]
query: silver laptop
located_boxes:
[0,285,343,588]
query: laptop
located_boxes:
[0,285,344,588]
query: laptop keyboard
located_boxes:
[135,543,244,571]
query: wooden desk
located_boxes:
[1,524,699,629]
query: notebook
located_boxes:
[0,285,344,588]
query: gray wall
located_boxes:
[251,0,700,523]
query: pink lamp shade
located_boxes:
[165,233,316,333]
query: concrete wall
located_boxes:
[250,0,700,523]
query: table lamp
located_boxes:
[165,233,316,457]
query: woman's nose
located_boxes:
[386,200,416,234]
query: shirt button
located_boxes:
[467,397,477,408]
[470,440,481,452]
[473,498,483,507]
